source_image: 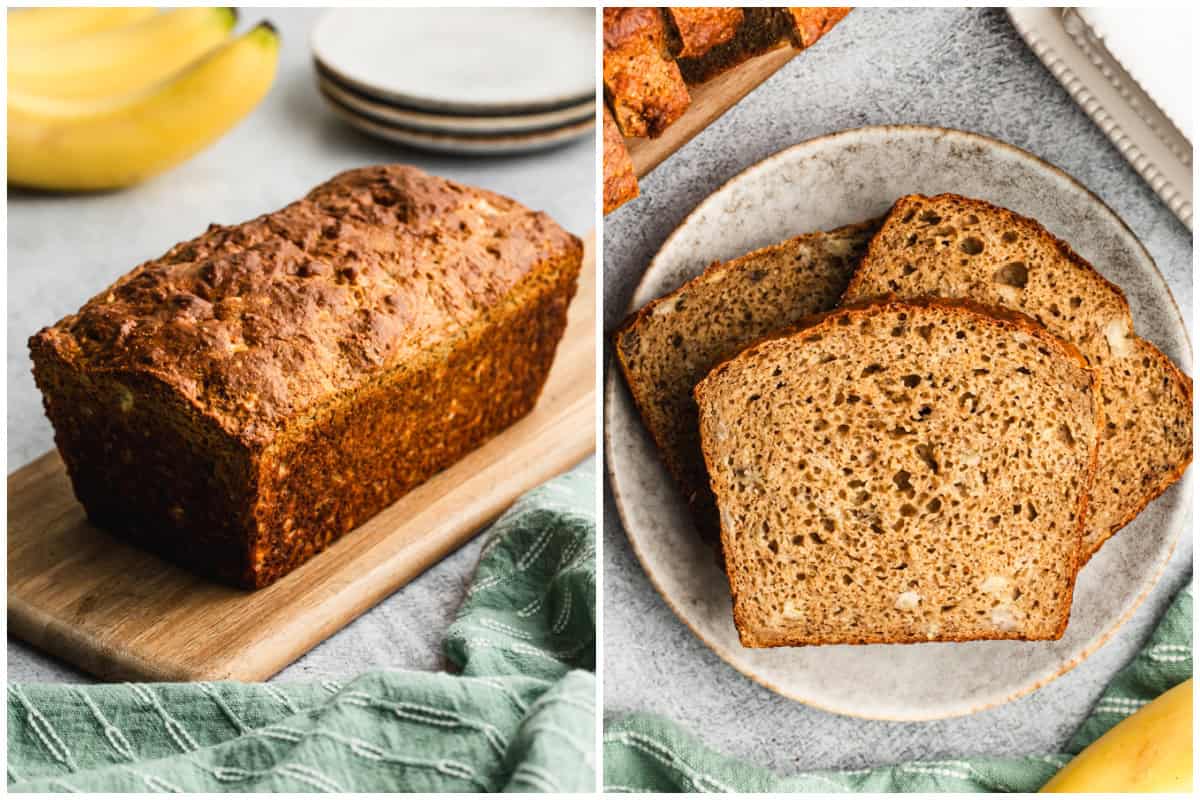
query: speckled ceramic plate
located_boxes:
[605,125,1192,720]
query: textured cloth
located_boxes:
[605,580,1192,792]
[8,461,596,793]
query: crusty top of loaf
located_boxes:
[31,165,581,444]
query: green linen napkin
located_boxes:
[605,580,1192,793]
[8,461,597,793]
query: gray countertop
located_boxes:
[7,7,595,683]
[602,7,1192,773]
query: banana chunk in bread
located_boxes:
[30,165,583,589]
[843,194,1192,559]
[695,299,1100,647]
[615,222,878,544]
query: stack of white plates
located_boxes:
[312,8,596,155]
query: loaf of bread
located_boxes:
[603,104,639,214]
[663,7,744,58]
[29,165,583,589]
[603,6,691,139]
[676,7,850,84]
[695,299,1100,647]
[844,194,1193,559]
[615,222,878,544]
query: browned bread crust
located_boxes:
[677,7,851,85]
[29,165,583,588]
[696,297,1101,648]
[603,7,691,138]
[663,7,744,58]
[603,104,639,214]
[786,7,852,47]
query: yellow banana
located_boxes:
[1041,678,1192,793]
[8,23,279,192]
[8,7,237,100]
[7,7,157,47]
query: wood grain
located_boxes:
[627,46,797,179]
[7,236,596,683]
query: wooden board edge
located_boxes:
[627,46,799,179]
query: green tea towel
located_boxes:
[8,461,597,793]
[605,579,1192,793]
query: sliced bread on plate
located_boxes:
[843,194,1192,560]
[694,299,1100,647]
[615,221,878,543]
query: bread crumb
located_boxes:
[894,591,921,611]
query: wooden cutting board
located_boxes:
[7,236,596,683]
[627,46,797,178]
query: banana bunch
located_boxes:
[1041,678,1192,793]
[8,7,279,191]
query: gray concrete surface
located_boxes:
[603,7,1193,773]
[7,7,595,683]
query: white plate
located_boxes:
[605,125,1192,720]
[321,90,595,156]
[1008,7,1192,229]
[317,73,593,136]
[311,8,594,115]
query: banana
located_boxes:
[7,7,157,47]
[9,7,237,100]
[8,23,279,192]
[1041,678,1192,793]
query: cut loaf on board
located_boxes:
[614,221,878,544]
[694,299,1100,647]
[843,194,1193,560]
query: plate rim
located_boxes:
[321,90,595,155]
[604,123,1192,720]
[316,72,594,136]
[310,8,595,116]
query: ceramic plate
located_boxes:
[311,8,594,115]
[317,72,594,136]
[605,125,1192,720]
[321,88,595,156]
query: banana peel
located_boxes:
[7,7,157,47]
[1042,679,1192,793]
[8,23,279,192]
[9,7,238,100]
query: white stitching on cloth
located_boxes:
[603,731,735,793]
[127,684,200,753]
[74,688,135,762]
[9,685,78,772]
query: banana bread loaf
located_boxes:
[676,7,850,84]
[663,7,744,58]
[603,6,691,138]
[603,104,639,214]
[29,165,583,589]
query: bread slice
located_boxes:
[663,7,744,59]
[843,194,1193,559]
[603,104,638,214]
[603,7,691,138]
[615,222,879,544]
[676,7,850,84]
[695,299,1100,647]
